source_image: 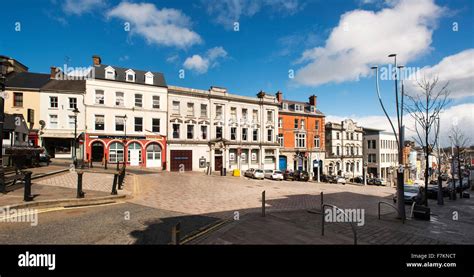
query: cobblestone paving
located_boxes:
[36,171,133,195]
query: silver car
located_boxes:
[264,170,284,181]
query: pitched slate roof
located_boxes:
[5,72,50,90]
[93,64,167,87]
[280,100,325,116]
[41,79,86,92]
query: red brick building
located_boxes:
[276,91,326,176]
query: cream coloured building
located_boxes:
[167,86,279,172]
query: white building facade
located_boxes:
[166,86,279,172]
[363,128,398,183]
[39,76,86,159]
[83,56,168,169]
[325,119,364,178]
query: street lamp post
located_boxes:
[371,53,406,220]
[72,107,80,168]
[448,135,456,200]
[123,115,127,169]
[0,61,8,193]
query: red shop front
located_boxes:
[84,133,166,169]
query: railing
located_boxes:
[378,201,404,224]
[321,203,358,245]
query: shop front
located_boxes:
[84,134,166,169]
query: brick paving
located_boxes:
[130,171,397,219]
[36,171,133,195]
[129,171,474,245]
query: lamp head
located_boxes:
[388,54,397,58]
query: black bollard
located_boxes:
[118,169,125,190]
[104,156,108,170]
[320,191,324,212]
[171,223,181,245]
[116,161,120,171]
[77,171,85,198]
[90,159,93,168]
[23,171,33,202]
[262,190,266,217]
[111,173,118,195]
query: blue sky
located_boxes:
[1,0,473,143]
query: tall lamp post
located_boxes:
[72,107,79,168]
[0,61,8,193]
[448,135,456,200]
[371,53,406,220]
[123,115,127,169]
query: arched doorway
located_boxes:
[146,143,162,168]
[91,141,105,162]
[128,142,142,166]
[279,155,287,171]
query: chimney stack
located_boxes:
[309,95,317,106]
[276,91,283,103]
[50,66,58,79]
[92,55,101,66]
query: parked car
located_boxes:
[320,174,331,183]
[39,153,51,163]
[447,179,469,192]
[283,170,295,181]
[264,170,284,181]
[253,169,265,180]
[328,176,345,184]
[294,170,310,182]
[244,168,256,178]
[427,184,449,199]
[393,185,420,204]
[349,176,364,184]
[371,178,386,186]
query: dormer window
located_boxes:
[105,66,115,80]
[295,104,302,111]
[145,72,154,85]
[310,106,316,113]
[125,69,135,82]
[282,103,288,110]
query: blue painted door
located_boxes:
[279,156,287,171]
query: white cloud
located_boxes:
[326,103,474,147]
[183,46,228,74]
[294,0,445,86]
[203,0,301,28]
[107,2,202,48]
[62,0,105,15]
[183,55,209,74]
[405,49,474,99]
[166,54,179,64]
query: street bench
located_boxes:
[3,166,24,187]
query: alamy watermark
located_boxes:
[53,64,96,81]
[0,206,38,226]
[378,64,421,81]
[324,207,365,227]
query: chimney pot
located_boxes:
[276,91,283,103]
[309,95,317,106]
[50,66,58,79]
[92,55,101,66]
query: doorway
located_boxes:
[91,141,104,162]
[214,156,223,171]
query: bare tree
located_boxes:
[404,76,450,206]
[449,125,470,199]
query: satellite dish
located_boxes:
[39,120,46,129]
